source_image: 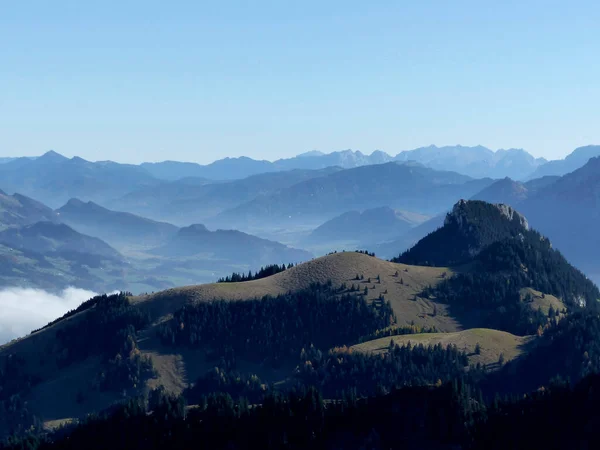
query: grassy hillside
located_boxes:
[134,251,455,330]
[353,328,532,369]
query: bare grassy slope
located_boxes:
[353,328,533,368]
[520,287,565,315]
[133,252,458,331]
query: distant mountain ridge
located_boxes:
[212,162,494,231]
[307,207,429,247]
[0,221,122,261]
[527,145,600,179]
[56,199,179,247]
[1,145,595,196]
[138,146,545,180]
[111,167,342,225]
[0,191,58,229]
[0,151,160,208]
[152,223,311,266]
[395,145,547,180]
[518,156,600,281]
[470,176,560,206]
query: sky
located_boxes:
[1,1,599,164]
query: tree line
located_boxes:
[217,263,295,283]
[158,282,396,366]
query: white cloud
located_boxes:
[0,286,98,345]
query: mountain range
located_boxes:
[132,146,548,181]
[0,189,315,293]
[2,144,600,291]
[211,162,494,233]
[395,145,547,179]
[111,167,342,225]
[0,145,594,224]
[0,151,160,208]
[2,198,599,446]
[526,145,600,179]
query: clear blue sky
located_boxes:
[1,0,599,164]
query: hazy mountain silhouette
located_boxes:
[0,221,122,261]
[518,156,600,280]
[112,167,341,225]
[528,145,600,179]
[0,151,161,208]
[56,199,179,247]
[395,145,546,180]
[137,147,545,181]
[151,223,311,266]
[0,190,58,229]
[213,162,494,230]
[307,207,428,246]
[141,156,277,181]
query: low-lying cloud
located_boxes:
[0,286,98,345]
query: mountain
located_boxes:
[141,156,277,181]
[0,157,23,164]
[517,157,600,281]
[56,199,179,247]
[0,221,128,292]
[111,167,341,225]
[395,145,546,179]
[397,200,530,267]
[0,151,161,208]
[306,207,429,247]
[0,222,122,261]
[528,145,600,179]
[140,151,391,182]
[470,177,530,205]
[151,224,311,266]
[0,190,57,229]
[467,158,600,283]
[139,147,548,182]
[470,175,561,207]
[375,175,557,260]
[1,200,599,442]
[274,149,393,171]
[213,162,494,231]
[395,199,599,333]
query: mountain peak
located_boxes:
[447,199,529,231]
[567,145,600,161]
[58,198,106,213]
[297,150,325,158]
[64,198,87,207]
[38,150,68,163]
[397,200,531,266]
[178,224,209,237]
